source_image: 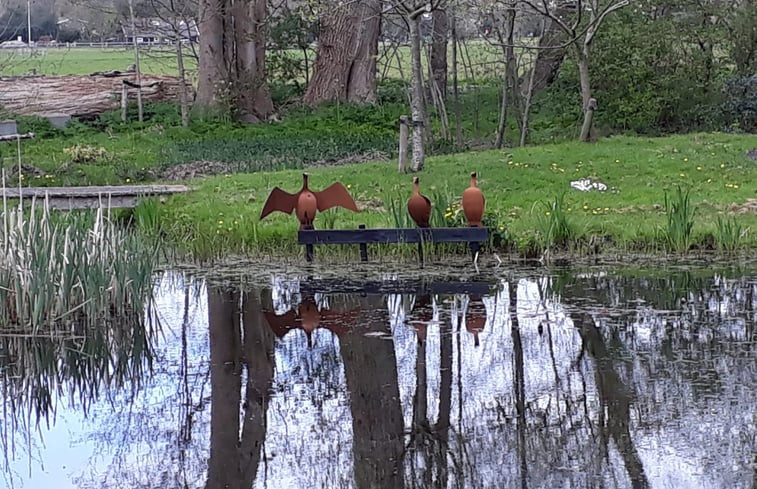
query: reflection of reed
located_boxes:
[0,302,155,436]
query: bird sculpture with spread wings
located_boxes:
[260,173,359,229]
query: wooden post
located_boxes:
[121,81,128,122]
[303,225,315,262]
[358,224,368,262]
[398,115,408,173]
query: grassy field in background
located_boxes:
[143,132,757,259]
[0,41,507,80]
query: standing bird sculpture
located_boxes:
[259,173,359,229]
[462,172,485,227]
[407,176,432,228]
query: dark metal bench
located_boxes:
[298,225,489,263]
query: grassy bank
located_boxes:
[140,132,757,260]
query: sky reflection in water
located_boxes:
[2,267,756,489]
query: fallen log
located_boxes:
[0,74,193,118]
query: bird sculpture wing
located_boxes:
[313,183,360,212]
[263,309,298,338]
[260,187,299,220]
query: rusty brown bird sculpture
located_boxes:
[260,173,359,229]
[462,172,485,227]
[407,176,431,228]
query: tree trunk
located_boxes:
[576,48,594,142]
[232,0,274,122]
[347,0,381,103]
[451,15,462,146]
[495,6,517,148]
[197,0,227,109]
[303,0,380,105]
[0,74,192,117]
[127,0,143,122]
[409,15,426,172]
[430,9,448,101]
[524,7,571,96]
[176,40,190,127]
[197,0,273,121]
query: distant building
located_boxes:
[121,18,199,44]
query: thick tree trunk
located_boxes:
[304,0,381,105]
[430,9,448,101]
[197,0,273,121]
[233,0,274,122]
[409,15,426,172]
[347,0,381,103]
[495,6,517,148]
[197,0,227,109]
[524,6,572,96]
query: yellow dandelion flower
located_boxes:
[615,159,620,163]
[218,220,224,225]
[707,178,712,183]
[734,184,740,189]
[498,226,505,231]
[347,184,352,189]
[126,178,131,183]
[696,166,702,171]
[545,211,551,216]
[604,207,609,211]
[679,173,685,177]
[683,158,688,162]
[559,168,565,173]
[720,163,725,168]
[583,204,589,210]
[592,210,598,214]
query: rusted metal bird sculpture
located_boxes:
[260,173,359,229]
[407,176,431,228]
[462,172,485,227]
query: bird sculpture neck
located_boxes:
[470,173,478,187]
[302,173,310,190]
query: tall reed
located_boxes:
[0,193,159,429]
[663,186,695,253]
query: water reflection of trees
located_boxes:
[6,268,755,489]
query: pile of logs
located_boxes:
[0,73,193,118]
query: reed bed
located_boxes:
[0,194,159,431]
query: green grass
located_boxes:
[140,132,757,259]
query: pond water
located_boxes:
[2,264,756,489]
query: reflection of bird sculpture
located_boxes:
[410,295,434,344]
[259,173,359,229]
[263,297,356,347]
[465,295,487,347]
[462,172,485,227]
[407,176,431,228]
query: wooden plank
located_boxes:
[1,185,190,198]
[298,227,488,245]
[300,279,495,296]
[0,185,191,209]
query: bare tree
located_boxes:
[521,0,630,141]
[303,0,382,105]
